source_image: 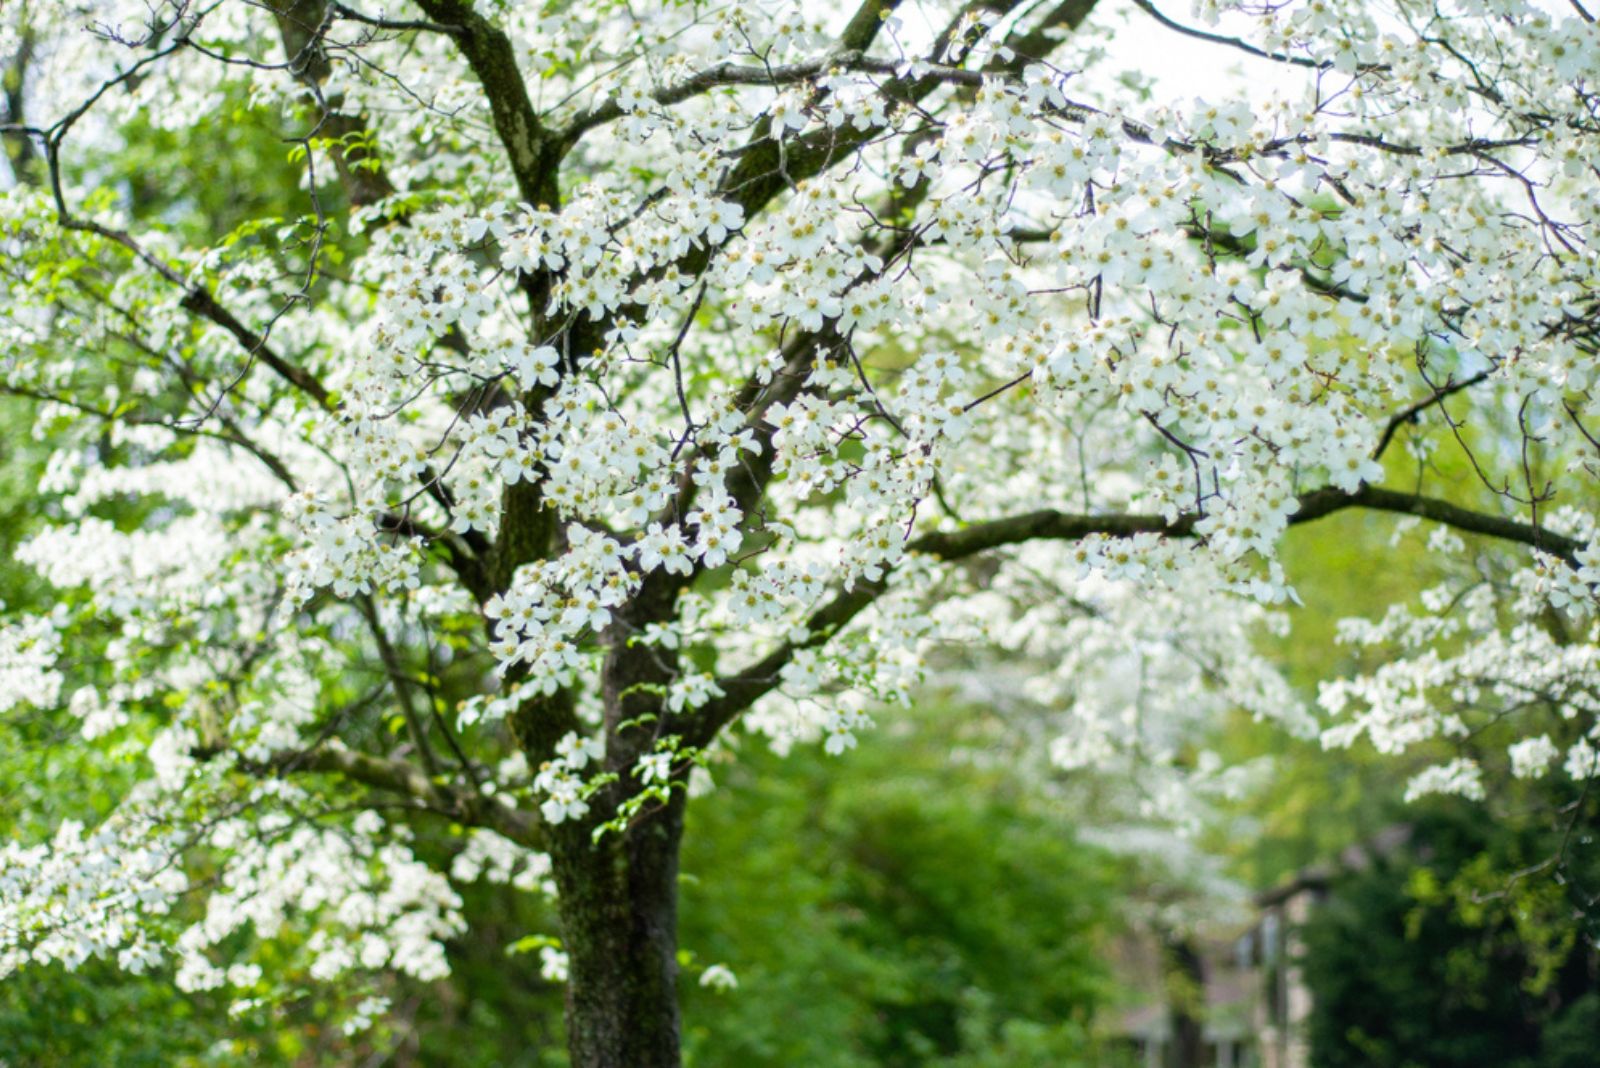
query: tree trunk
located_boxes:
[539,563,688,1065]
[1164,934,1205,1068]
[548,791,686,1068]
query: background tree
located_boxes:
[1302,801,1600,1068]
[2,0,1599,1066]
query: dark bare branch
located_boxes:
[271,742,541,846]
[690,482,1584,744]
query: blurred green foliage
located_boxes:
[1302,803,1600,1068]
[676,714,1118,1068]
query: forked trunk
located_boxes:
[548,792,687,1068]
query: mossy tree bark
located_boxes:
[547,794,687,1068]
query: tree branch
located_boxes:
[559,51,866,146]
[689,482,1583,744]
[269,0,398,207]
[409,0,556,206]
[356,595,443,779]
[268,742,541,846]
[1371,367,1496,460]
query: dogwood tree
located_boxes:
[2,0,1598,1062]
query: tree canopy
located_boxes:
[1,0,1598,1063]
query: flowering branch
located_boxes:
[691,482,1583,744]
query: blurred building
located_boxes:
[1110,826,1411,1068]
